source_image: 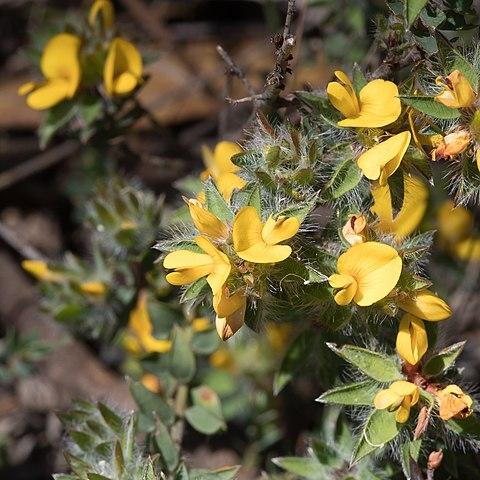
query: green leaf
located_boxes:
[272,457,329,479]
[204,179,234,222]
[400,95,461,119]
[98,402,123,435]
[129,381,175,426]
[445,415,480,441]
[191,385,223,418]
[114,441,124,476]
[295,91,341,127]
[175,463,190,480]
[401,439,422,478]
[121,414,136,462]
[278,193,318,222]
[185,405,225,435]
[189,466,240,480]
[352,409,401,463]
[273,331,314,395]
[69,430,96,452]
[169,326,196,383]
[181,277,209,302]
[78,95,103,125]
[154,418,179,472]
[352,64,367,92]
[191,328,219,355]
[322,158,362,200]
[328,344,400,382]
[422,341,465,376]
[246,185,262,213]
[405,0,428,26]
[87,475,112,480]
[316,381,379,406]
[39,101,78,149]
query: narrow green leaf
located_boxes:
[181,277,209,302]
[169,327,196,383]
[39,101,78,149]
[69,430,96,452]
[423,341,466,376]
[445,415,480,441]
[189,466,240,480]
[129,381,175,426]
[98,402,123,435]
[400,96,461,119]
[405,0,428,27]
[278,193,318,222]
[352,64,367,92]
[323,158,362,200]
[185,405,225,435]
[272,457,329,479]
[114,441,124,476]
[274,331,313,395]
[175,463,190,480]
[121,414,136,462]
[401,439,422,478]
[204,179,234,222]
[154,418,179,472]
[246,185,262,213]
[316,381,379,406]
[87,475,112,480]
[328,344,400,382]
[352,409,401,463]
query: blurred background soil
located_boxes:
[0,1,479,478]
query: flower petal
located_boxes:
[327,79,359,119]
[357,132,411,182]
[390,380,418,396]
[337,242,402,306]
[214,141,243,174]
[216,300,247,341]
[374,389,400,409]
[262,215,300,245]
[339,79,401,128]
[398,290,451,321]
[233,206,264,254]
[396,314,428,365]
[213,287,247,317]
[187,198,227,239]
[25,79,70,110]
[88,0,115,30]
[195,236,231,294]
[395,398,411,423]
[216,172,246,203]
[163,249,214,286]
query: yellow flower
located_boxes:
[341,214,367,246]
[104,38,142,96]
[398,290,451,321]
[141,373,162,393]
[233,206,300,264]
[327,71,401,128]
[128,292,172,353]
[80,281,106,296]
[186,198,228,240]
[455,238,480,261]
[374,380,420,423]
[88,0,114,30]
[435,70,476,109]
[438,200,473,245]
[163,236,230,295]
[328,242,402,306]
[19,34,81,110]
[371,175,428,241]
[209,349,235,371]
[191,317,212,332]
[431,130,471,161]
[357,131,411,186]
[396,314,428,365]
[22,260,63,282]
[213,286,247,341]
[201,142,246,203]
[436,385,473,421]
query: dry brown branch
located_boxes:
[216,0,296,115]
[0,140,80,191]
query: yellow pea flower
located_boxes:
[327,71,401,128]
[201,142,246,203]
[163,236,230,295]
[328,242,402,306]
[233,206,300,263]
[128,292,172,353]
[396,314,428,366]
[22,260,64,282]
[88,0,114,30]
[19,34,81,110]
[435,70,476,109]
[357,131,411,186]
[185,198,228,240]
[341,214,367,246]
[374,380,420,423]
[213,286,247,341]
[141,373,162,393]
[80,281,107,296]
[398,290,451,321]
[209,349,235,371]
[436,385,473,421]
[191,317,212,332]
[371,175,428,241]
[455,238,480,261]
[104,38,142,96]
[438,200,473,245]
[431,130,471,161]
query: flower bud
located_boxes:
[342,214,367,246]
